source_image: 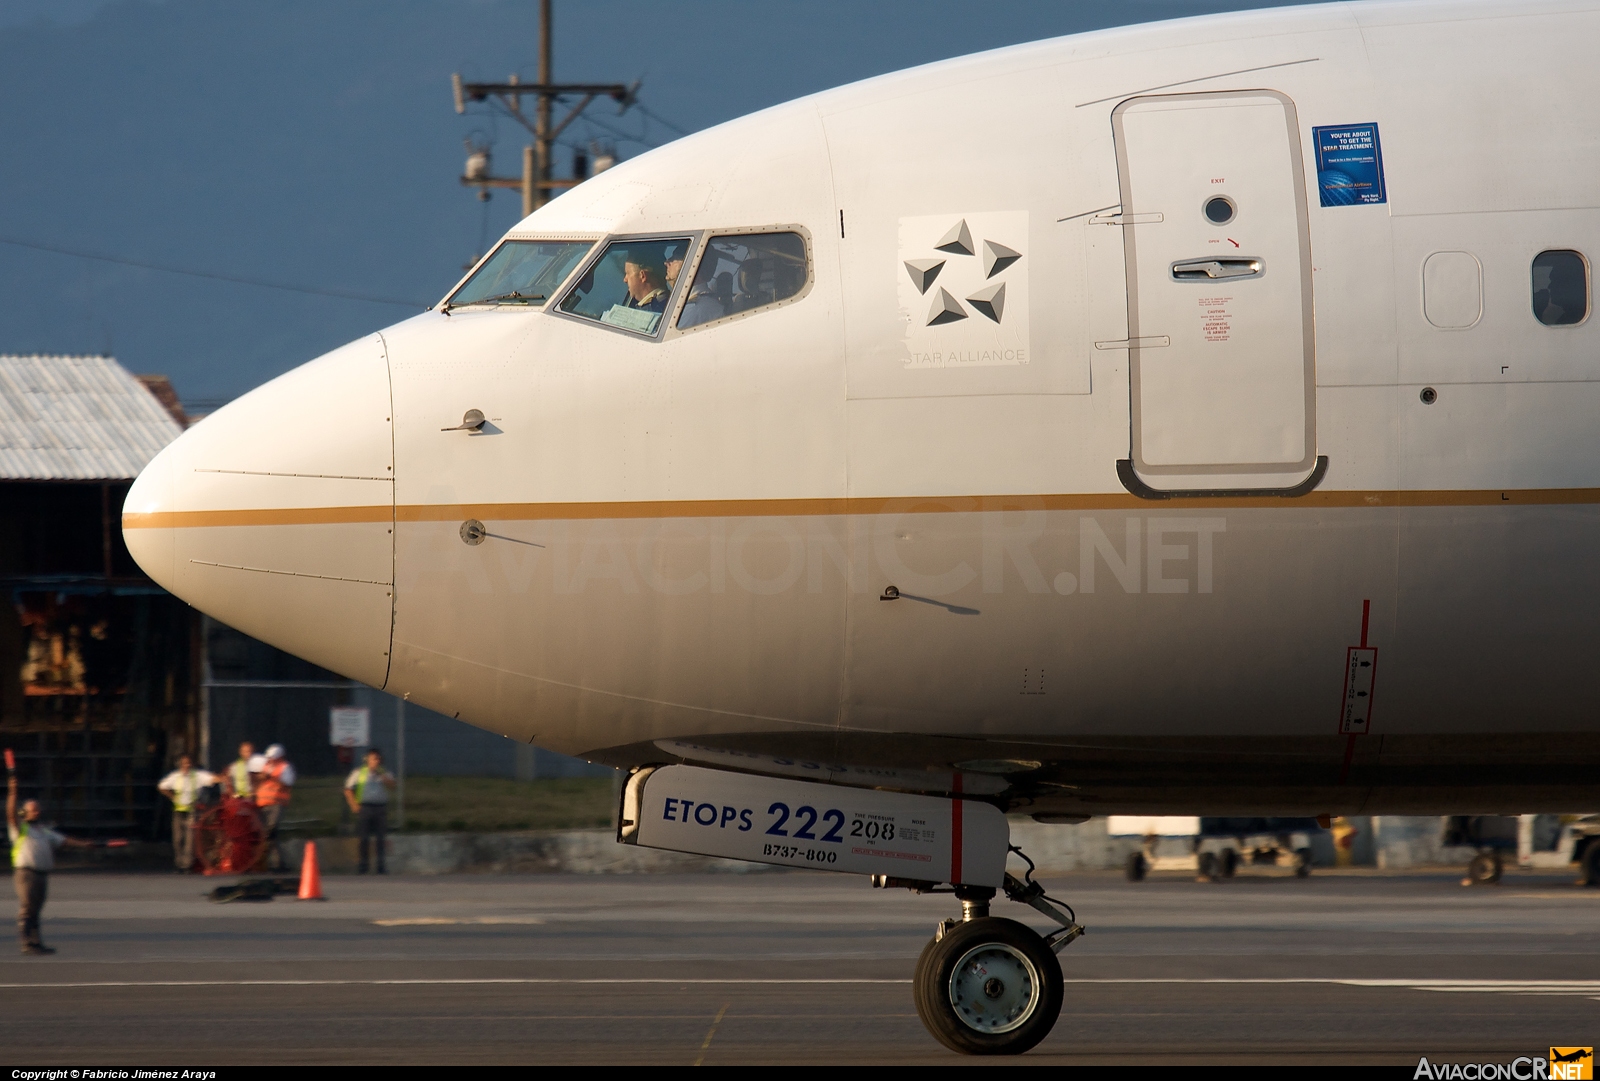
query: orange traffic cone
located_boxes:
[297,840,326,900]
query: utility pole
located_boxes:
[534,0,551,215]
[452,0,637,218]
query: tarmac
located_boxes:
[2,866,1597,1065]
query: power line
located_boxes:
[633,103,689,137]
[572,109,658,149]
[0,235,431,308]
[479,93,687,148]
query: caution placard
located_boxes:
[1339,647,1378,734]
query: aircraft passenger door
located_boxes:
[1111,91,1318,492]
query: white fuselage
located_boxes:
[125,0,1600,814]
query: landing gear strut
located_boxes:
[887,849,1085,1055]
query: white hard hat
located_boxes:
[247,754,267,772]
[265,744,286,760]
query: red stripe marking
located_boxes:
[950,773,964,885]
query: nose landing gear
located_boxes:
[893,849,1085,1055]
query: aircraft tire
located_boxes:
[1579,841,1600,887]
[1467,852,1502,885]
[912,929,942,1021]
[1198,851,1220,881]
[1294,847,1314,878]
[914,917,1063,1056]
[1220,848,1239,878]
[1125,852,1148,882]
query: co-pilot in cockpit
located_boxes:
[676,231,807,330]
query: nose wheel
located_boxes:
[900,847,1085,1055]
[914,916,1064,1054]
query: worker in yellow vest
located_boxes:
[344,748,397,874]
[222,741,255,800]
[8,752,90,955]
[157,754,215,872]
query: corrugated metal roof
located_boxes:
[0,354,185,481]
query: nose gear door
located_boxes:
[1111,90,1318,493]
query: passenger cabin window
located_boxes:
[556,237,691,336]
[1422,251,1482,329]
[1532,250,1589,326]
[447,240,593,308]
[677,232,808,330]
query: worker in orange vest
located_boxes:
[255,744,296,872]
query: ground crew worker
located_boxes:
[255,744,295,872]
[8,758,90,955]
[157,754,214,872]
[222,741,255,800]
[344,748,397,874]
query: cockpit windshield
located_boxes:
[555,237,693,336]
[446,239,594,308]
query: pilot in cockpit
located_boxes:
[622,251,671,313]
[664,245,685,290]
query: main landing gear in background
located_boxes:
[878,848,1085,1055]
[1465,850,1504,886]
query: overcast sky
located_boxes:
[0,0,1324,406]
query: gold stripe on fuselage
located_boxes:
[122,506,394,528]
[121,487,1600,529]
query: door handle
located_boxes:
[1094,336,1170,350]
[442,408,487,432]
[1090,211,1163,226]
[1171,258,1263,281]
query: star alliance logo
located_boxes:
[896,211,1030,369]
[902,217,1022,326]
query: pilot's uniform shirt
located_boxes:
[678,290,726,329]
[626,286,669,313]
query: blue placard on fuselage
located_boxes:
[1312,123,1386,206]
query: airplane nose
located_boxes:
[123,333,396,687]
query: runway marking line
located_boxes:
[369,917,546,926]
[1065,979,1600,988]
[0,978,914,988]
[3,977,1599,996]
[694,1002,731,1067]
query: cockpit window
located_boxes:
[677,232,808,330]
[446,239,594,308]
[555,237,692,336]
